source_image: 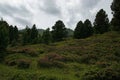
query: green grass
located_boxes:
[0,31,120,80]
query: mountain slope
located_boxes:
[0,31,120,80]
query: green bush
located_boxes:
[96,61,110,68]
[0,51,7,62]
[21,48,39,57]
[80,54,98,64]
[39,49,44,54]
[17,59,31,69]
[37,53,65,68]
[82,68,120,80]
[10,73,26,80]
[37,57,52,68]
[6,60,17,66]
[114,49,120,57]
[4,54,27,66]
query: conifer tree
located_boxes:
[22,26,31,45]
[9,25,14,44]
[84,19,93,37]
[74,21,84,39]
[94,9,109,34]
[0,20,9,61]
[14,26,19,41]
[0,20,9,51]
[31,24,38,43]
[38,34,42,43]
[111,0,120,31]
[42,28,51,45]
[52,20,67,42]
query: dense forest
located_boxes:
[0,0,120,80]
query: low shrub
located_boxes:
[17,59,31,69]
[39,49,44,54]
[63,55,74,62]
[10,73,26,80]
[46,53,65,61]
[6,60,17,66]
[22,48,39,57]
[114,49,120,57]
[104,54,120,62]
[38,57,52,68]
[4,54,28,66]
[82,68,120,80]
[96,61,110,68]
[80,54,98,64]
[37,53,65,68]
[0,51,7,62]
[52,61,66,68]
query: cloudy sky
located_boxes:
[0,0,113,30]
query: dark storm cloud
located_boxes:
[39,0,61,16]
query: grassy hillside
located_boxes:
[0,31,120,80]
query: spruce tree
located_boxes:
[42,28,51,45]
[0,20,9,51]
[22,26,31,45]
[94,9,109,34]
[74,21,84,39]
[9,25,14,44]
[38,34,42,43]
[111,0,120,31]
[84,19,93,38]
[0,20,9,61]
[52,20,67,42]
[14,26,19,41]
[31,24,38,43]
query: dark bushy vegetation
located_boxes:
[82,67,120,80]
[21,48,39,57]
[17,59,31,69]
[37,53,65,68]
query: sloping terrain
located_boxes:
[0,31,120,80]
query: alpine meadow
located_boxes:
[0,0,120,80]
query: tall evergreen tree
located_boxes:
[14,26,19,41]
[9,25,14,43]
[0,20,9,61]
[52,20,67,42]
[9,25,19,45]
[0,20,9,51]
[84,19,94,37]
[111,0,120,31]
[38,34,42,43]
[22,26,31,45]
[74,21,84,39]
[31,24,38,43]
[94,9,109,34]
[42,28,51,45]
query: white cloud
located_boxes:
[0,0,113,30]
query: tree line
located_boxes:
[0,0,120,52]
